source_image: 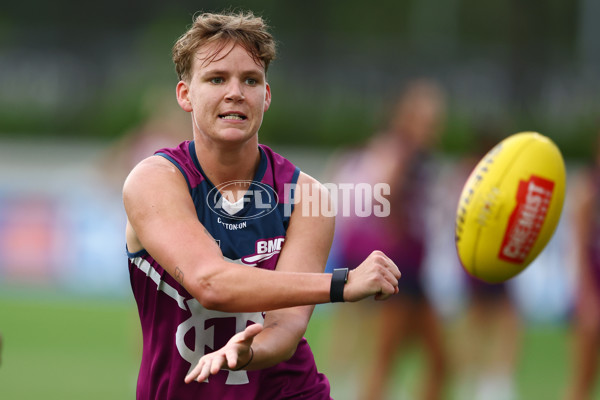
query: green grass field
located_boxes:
[0,291,596,400]
[0,291,140,400]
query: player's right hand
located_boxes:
[184,323,263,384]
[345,250,401,302]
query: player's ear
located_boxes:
[176,80,193,112]
[264,82,271,112]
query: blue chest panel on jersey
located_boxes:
[157,141,299,267]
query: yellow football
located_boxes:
[455,132,566,283]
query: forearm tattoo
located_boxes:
[174,266,185,285]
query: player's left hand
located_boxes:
[184,323,263,384]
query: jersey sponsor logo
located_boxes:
[207,180,278,221]
[217,217,248,230]
[498,175,554,263]
[242,237,285,264]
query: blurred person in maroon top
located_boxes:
[565,131,600,400]
[330,80,448,400]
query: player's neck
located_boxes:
[193,137,261,189]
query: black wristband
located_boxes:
[330,268,349,303]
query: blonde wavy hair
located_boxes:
[172,11,276,82]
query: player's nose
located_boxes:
[225,80,245,102]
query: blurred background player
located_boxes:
[456,278,521,400]
[327,79,448,400]
[99,86,191,193]
[564,130,600,400]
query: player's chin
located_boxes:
[215,127,256,143]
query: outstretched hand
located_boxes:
[345,250,401,302]
[184,323,263,384]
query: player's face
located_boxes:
[176,41,271,146]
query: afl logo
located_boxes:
[207,180,278,221]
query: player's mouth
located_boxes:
[219,112,247,121]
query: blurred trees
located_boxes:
[0,0,596,159]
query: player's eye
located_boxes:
[210,77,224,84]
[245,78,258,86]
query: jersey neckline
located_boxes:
[188,141,269,218]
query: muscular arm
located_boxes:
[184,173,401,381]
[124,156,399,316]
[124,157,332,312]
[249,172,334,368]
[186,173,335,380]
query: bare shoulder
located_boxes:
[123,155,192,252]
[287,171,334,230]
[278,172,334,273]
[123,155,192,225]
[293,171,332,204]
[297,171,319,186]
[123,155,184,195]
[122,155,192,215]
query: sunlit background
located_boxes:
[1,1,599,399]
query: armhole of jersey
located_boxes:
[126,245,148,259]
[155,153,192,193]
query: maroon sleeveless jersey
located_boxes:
[127,141,331,399]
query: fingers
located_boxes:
[211,353,228,375]
[185,323,264,384]
[185,352,229,383]
[349,250,401,301]
[201,359,216,381]
[372,250,401,280]
[367,251,400,294]
[374,280,398,301]
[185,359,210,384]
[241,323,263,341]
[184,365,200,384]
[226,348,240,370]
[373,270,398,301]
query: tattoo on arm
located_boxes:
[175,266,185,285]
